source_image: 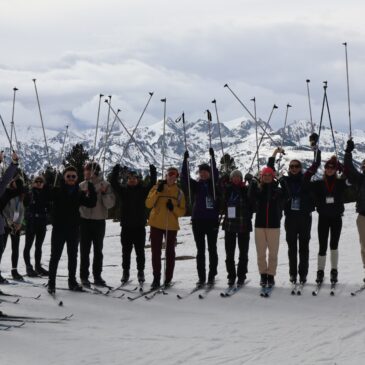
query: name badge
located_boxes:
[13,212,20,221]
[228,207,236,219]
[206,196,214,209]
[291,197,300,211]
[326,196,335,204]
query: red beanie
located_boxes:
[261,166,275,178]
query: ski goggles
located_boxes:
[167,170,179,177]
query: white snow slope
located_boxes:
[1,203,365,365]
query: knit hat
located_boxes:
[230,169,243,180]
[324,156,337,169]
[127,170,141,179]
[198,163,211,173]
[260,166,275,178]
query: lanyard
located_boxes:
[324,178,336,194]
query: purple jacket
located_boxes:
[0,163,18,234]
[181,155,219,221]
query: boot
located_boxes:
[35,265,49,277]
[267,275,275,287]
[68,280,83,292]
[26,265,38,277]
[137,271,145,283]
[151,277,160,290]
[237,275,246,287]
[330,269,338,284]
[0,272,8,284]
[289,275,297,284]
[94,276,106,287]
[196,279,205,288]
[316,270,324,284]
[81,278,91,288]
[164,280,172,288]
[260,274,268,287]
[227,278,235,287]
[11,269,24,281]
[299,275,307,285]
[121,271,130,284]
[47,282,56,295]
[207,274,215,287]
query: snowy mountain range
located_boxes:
[1,117,363,177]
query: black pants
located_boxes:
[48,225,79,286]
[0,234,5,265]
[284,213,312,279]
[23,220,47,269]
[318,214,342,256]
[224,231,250,282]
[79,219,106,280]
[192,219,219,282]
[3,228,21,269]
[121,226,146,273]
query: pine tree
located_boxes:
[63,144,90,181]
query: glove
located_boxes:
[149,164,157,175]
[184,150,189,160]
[345,139,355,153]
[0,151,3,163]
[87,181,96,193]
[157,180,166,192]
[11,152,19,164]
[309,133,319,147]
[166,199,174,211]
[244,173,253,182]
[209,148,214,157]
[112,164,120,175]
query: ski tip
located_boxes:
[14,298,20,304]
[351,292,356,296]
[58,301,63,306]
[176,294,182,299]
[35,294,41,299]
[312,292,317,296]
[198,295,204,299]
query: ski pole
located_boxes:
[211,99,225,157]
[343,42,352,138]
[276,103,291,171]
[250,97,260,173]
[0,114,15,152]
[33,79,51,166]
[224,83,281,148]
[10,87,18,147]
[323,83,338,157]
[306,80,314,134]
[161,98,167,179]
[206,109,216,201]
[92,93,104,161]
[54,125,69,187]
[314,81,327,162]
[101,95,112,177]
[121,92,154,160]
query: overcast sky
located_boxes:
[0,0,364,133]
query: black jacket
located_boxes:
[248,179,290,228]
[311,176,347,217]
[344,151,365,215]
[50,181,97,227]
[111,166,157,227]
[24,187,51,225]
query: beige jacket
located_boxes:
[79,176,115,220]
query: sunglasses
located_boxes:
[34,180,44,184]
[65,174,77,179]
[289,164,301,169]
[167,171,178,177]
[325,165,336,170]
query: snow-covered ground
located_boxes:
[1,203,365,365]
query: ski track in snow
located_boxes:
[1,203,365,364]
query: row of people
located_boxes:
[0,138,364,294]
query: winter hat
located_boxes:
[230,169,243,180]
[198,163,211,173]
[63,166,77,175]
[127,170,141,179]
[324,156,337,169]
[260,166,275,178]
[289,159,302,168]
[33,175,45,183]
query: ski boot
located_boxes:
[26,265,39,277]
[196,279,205,288]
[330,269,338,284]
[260,274,268,287]
[267,275,275,287]
[47,283,56,295]
[289,275,297,284]
[299,276,307,285]
[35,265,49,276]
[316,270,324,284]
[164,280,172,288]
[11,269,24,281]
[0,272,8,284]
[151,277,160,290]
[81,278,91,288]
[237,275,246,287]
[94,276,106,287]
[137,271,145,284]
[227,278,235,287]
[68,280,83,292]
[207,274,215,287]
[120,271,130,285]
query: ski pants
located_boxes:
[255,228,280,276]
[121,225,146,273]
[3,227,21,269]
[224,231,250,282]
[192,219,219,282]
[318,215,342,256]
[356,214,365,268]
[79,219,106,280]
[23,219,47,269]
[284,213,312,280]
[150,226,177,283]
[48,225,79,286]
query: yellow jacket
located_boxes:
[146,183,186,231]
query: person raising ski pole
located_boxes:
[79,161,115,288]
[145,167,185,289]
[181,147,220,287]
[267,142,321,286]
[111,163,157,285]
